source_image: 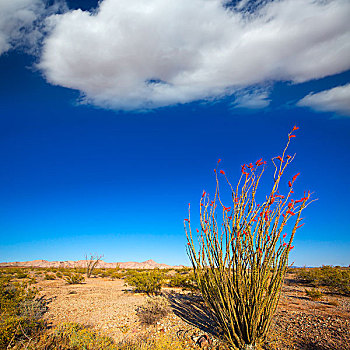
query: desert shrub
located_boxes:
[56,271,63,279]
[297,266,350,295]
[22,326,190,350]
[136,297,169,326]
[44,273,56,280]
[167,272,198,292]
[21,322,116,350]
[15,272,29,279]
[64,273,85,285]
[125,270,164,295]
[117,333,190,350]
[0,280,46,349]
[98,269,123,280]
[185,127,314,350]
[305,288,323,300]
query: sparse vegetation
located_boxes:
[64,273,85,285]
[136,297,169,326]
[305,288,323,300]
[0,279,47,349]
[125,270,164,295]
[297,265,350,295]
[167,271,198,292]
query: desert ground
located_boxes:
[1,266,349,349]
[33,271,350,349]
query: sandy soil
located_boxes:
[36,273,350,349]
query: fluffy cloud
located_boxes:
[297,84,350,116]
[38,0,350,110]
[0,0,46,54]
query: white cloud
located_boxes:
[297,84,350,116]
[232,87,271,109]
[0,0,45,54]
[37,0,350,110]
[0,0,66,55]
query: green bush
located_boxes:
[64,274,85,285]
[305,288,323,300]
[23,322,116,350]
[167,272,198,292]
[44,273,56,280]
[0,280,46,348]
[125,270,164,295]
[297,266,350,295]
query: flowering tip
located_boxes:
[289,245,295,251]
[292,126,299,131]
[289,135,296,139]
[288,181,292,187]
[220,170,225,175]
[218,159,221,163]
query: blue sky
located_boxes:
[0,0,349,266]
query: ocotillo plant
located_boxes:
[85,254,103,278]
[185,127,314,350]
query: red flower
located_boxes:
[256,158,262,165]
[258,248,262,254]
[267,235,270,241]
[184,219,189,222]
[220,170,225,175]
[187,243,191,246]
[288,181,292,187]
[283,233,287,238]
[289,246,294,251]
[202,191,206,197]
[218,159,221,163]
[204,220,208,224]
[200,203,204,207]
[214,169,216,173]
[287,210,296,216]
[287,155,291,159]
[283,243,287,246]
[289,135,296,139]
[196,229,199,233]
[223,206,231,211]
[296,223,304,229]
[292,126,299,131]
[292,173,300,182]
[276,156,283,162]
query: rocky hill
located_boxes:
[0,259,185,270]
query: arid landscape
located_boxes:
[1,262,349,349]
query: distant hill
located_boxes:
[0,259,185,270]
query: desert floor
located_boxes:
[37,273,350,350]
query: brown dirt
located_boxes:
[36,273,350,349]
